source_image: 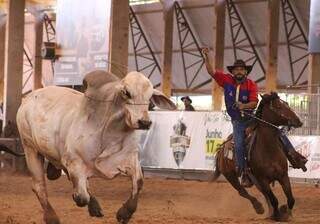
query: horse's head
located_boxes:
[258,92,303,128]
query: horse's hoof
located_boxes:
[44,214,61,224]
[253,201,264,215]
[88,196,104,217]
[279,205,290,221]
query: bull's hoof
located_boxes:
[116,206,132,224]
[88,196,104,217]
[47,163,62,180]
[72,194,89,207]
[116,197,138,224]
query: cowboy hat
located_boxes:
[227,59,253,74]
[181,96,192,103]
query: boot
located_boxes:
[287,150,308,172]
[240,169,253,188]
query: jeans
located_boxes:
[232,119,249,172]
[278,131,294,153]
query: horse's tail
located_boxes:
[210,150,221,182]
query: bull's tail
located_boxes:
[210,151,221,182]
[0,144,25,157]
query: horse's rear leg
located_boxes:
[224,173,264,214]
[278,175,295,217]
[24,147,60,224]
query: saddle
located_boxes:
[220,124,257,164]
[220,124,307,172]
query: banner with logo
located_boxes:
[54,0,111,85]
[309,0,320,53]
[137,111,232,170]
[138,111,320,179]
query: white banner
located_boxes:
[288,136,320,179]
[138,111,320,179]
[138,111,232,170]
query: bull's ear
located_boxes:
[151,89,176,110]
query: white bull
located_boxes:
[16,70,176,224]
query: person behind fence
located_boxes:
[181,96,195,111]
[202,48,257,187]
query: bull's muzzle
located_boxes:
[138,119,152,130]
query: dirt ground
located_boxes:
[0,173,319,224]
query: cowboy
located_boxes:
[181,96,195,111]
[202,48,257,187]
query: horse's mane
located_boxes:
[255,92,280,118]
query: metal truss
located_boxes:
[43,13,56,43]
[22,46,33,89]
[129,6,161,88]
[174,1,205,90]
[43,13,56,73]
[281,0,308,86]
[226,0,265,83]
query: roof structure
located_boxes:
[128,0,311,94]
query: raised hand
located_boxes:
[201,47,210,56]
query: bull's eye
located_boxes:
[122,89,131,99]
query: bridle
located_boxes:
[241,97,294,131]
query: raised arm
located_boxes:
[202,48,214,75]
[202,48,227,87]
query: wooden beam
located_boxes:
[109,0,129,79]
[212,0,225,111]
[160,1,174,97]
[0,16,5,104]
[308,54,320,94]
[265,0,280,92]
[33,16,43,90]
[3,0,25,137]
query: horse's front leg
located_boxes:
[224,172,264,215]
[257,180,284,221]
[278,174,295,220]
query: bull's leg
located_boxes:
[63,155,104,217]
[116,153,143,224]
[87,195,104,217]
[24,148,60,224]
[63,156,91,207]
[95,147,143,223]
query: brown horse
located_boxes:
[212,92,303,221]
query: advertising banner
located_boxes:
[54,0,111,85]
[138,111,320,179]
[138,111,233,170]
